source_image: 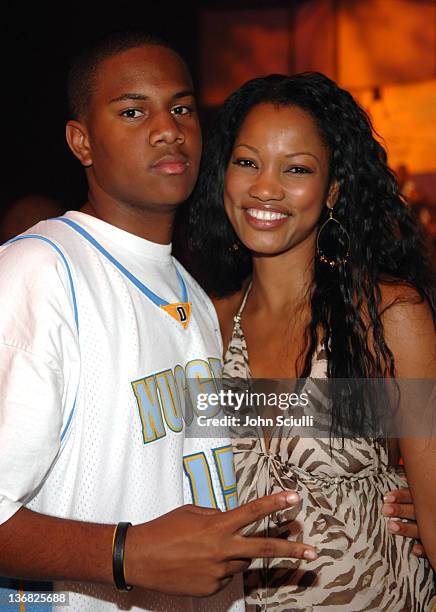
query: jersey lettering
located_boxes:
[176,305,187,322]
[155,370,183,433]
[132,358,221,444]
[213,445,238,510]
[183,445,238,510]
[132,376,166,444]
[183,452,218,508]
[160,301,191,329]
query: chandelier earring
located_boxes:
[316,206,350,267]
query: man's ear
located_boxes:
[66,120,92,167]
[327,179,339,209]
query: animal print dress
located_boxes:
[223,291,436,611]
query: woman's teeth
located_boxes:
[246,208,288,220]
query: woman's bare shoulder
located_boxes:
[379,281,436,377]
[379,281,433,326]
[379,280,425,308]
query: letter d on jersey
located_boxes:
[160,302,192,329]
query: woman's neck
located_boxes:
[249,237,315,314]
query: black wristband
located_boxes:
[112,522,133,591]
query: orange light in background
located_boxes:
[338,0,436,89]
[355,79,436,175]
[200,0,436,184]
[294,0,337,79]
[200,8,292,107]
[335,0,436,176]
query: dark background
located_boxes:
[3,1,198,210]
[2,0,296,211]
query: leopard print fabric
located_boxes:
[223,289,436,611]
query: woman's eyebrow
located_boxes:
[285,152,320,162]
[233,144,259,154]
[233,144,320,163]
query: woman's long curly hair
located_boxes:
[188,72,436,437]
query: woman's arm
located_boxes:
[382,288,436,569]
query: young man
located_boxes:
[0,31,317,611]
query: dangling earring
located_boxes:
[228,242,240,252]
[316,207,350,267]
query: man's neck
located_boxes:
[80,199,176,245]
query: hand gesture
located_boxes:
[125,491,317,596]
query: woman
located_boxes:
[188,73,436,610]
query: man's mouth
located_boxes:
[151,154,189,175]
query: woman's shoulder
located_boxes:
[378,280,433,321]
[378,280,436,377]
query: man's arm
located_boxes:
[0,508,113,584]
[0,492,317,597]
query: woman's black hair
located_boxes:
[188,72,436,437]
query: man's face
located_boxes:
[78,45,202,210]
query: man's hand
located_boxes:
[125,491,317,597]
[382,488,425,558]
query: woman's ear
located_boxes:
[66,120,93,167]
[327,179,339,209]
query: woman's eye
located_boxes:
[232,159,257,169]
[171,105,193,116]
[120,109,143,119]
[287,166,311,174]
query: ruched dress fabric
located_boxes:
[223,291,436,612]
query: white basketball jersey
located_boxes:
[0,212,243,611]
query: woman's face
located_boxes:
[224,103,336,256]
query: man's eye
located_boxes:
[120,109,143,119]
[171,105,193,116]
[232,159,257,169]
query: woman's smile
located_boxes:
[243,205,290,229]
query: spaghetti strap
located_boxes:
[234,281,252,321]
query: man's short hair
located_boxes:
[67,29,185,120]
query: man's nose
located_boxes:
[149,112,185,146]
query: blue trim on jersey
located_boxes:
[6,235,79,331]
[60,398,76,442]
[54,217,189,305]
[5,234,79,443]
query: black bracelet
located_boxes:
[112,522,133,591]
